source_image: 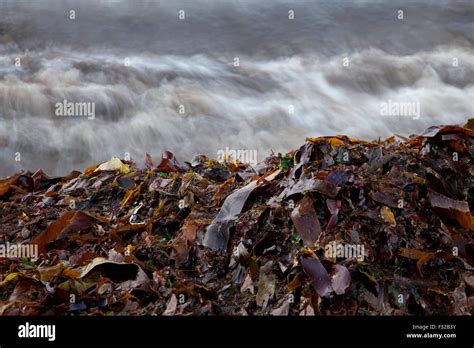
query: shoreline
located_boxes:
[0,121,473,316]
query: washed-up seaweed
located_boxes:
[0,121,473,316]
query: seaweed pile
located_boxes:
[0,121,473,316]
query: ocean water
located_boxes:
[0,0,473,176]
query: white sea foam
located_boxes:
[0,0,472,175]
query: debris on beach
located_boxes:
[0,121,473,316]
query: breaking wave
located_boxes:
[0,0,473,175]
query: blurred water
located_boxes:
[0,0,472,176]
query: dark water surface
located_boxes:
[0,0,472,175]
